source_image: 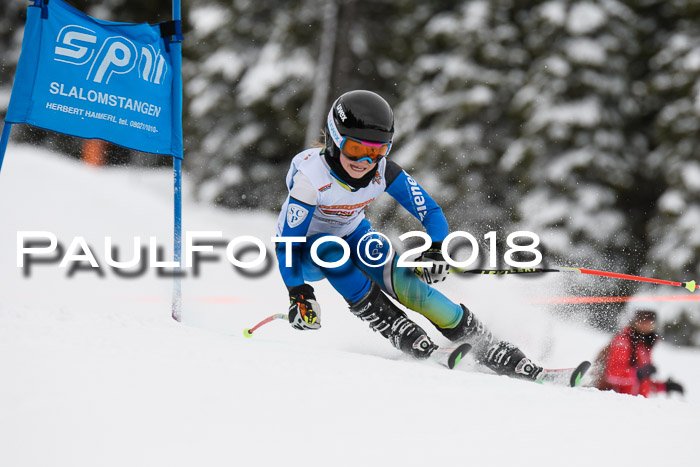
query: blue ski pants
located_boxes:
[296,219,462,329]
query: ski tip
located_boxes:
[570,361,592,387]
[447,343,472,369]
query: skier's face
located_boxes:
[633,318,656,335]
[340,152,377,178]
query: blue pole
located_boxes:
[0,122,13,175]
[171,0,184,321]
[173,158,182,321]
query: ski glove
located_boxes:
[288,284,321,330]
[415,241,450,284]
[666,378,684,395]
[636,364,657,380]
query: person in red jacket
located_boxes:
[595,310,684,397]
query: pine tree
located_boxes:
[644,0,700,283]
[0,1,29,116]
[182,0,321,209]
[373,0,526,239]
[505,0,653,284]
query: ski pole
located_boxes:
[243,313,288,338]
[456,267,698,292]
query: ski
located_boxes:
[535,361,591,387]
[431,343,472,369]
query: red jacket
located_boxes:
[599,326,667,397]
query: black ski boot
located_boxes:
[436,304,543,380]
[349,283,438,359]
[436,304,498,352]
[482,342,543,381]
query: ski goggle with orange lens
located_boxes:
[327,109,392,164]
[340,137,392,164]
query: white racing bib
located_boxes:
[276,148,388,238]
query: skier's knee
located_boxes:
[313,238,348,265]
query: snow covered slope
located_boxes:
[1,144,698,467]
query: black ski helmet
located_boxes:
[325,90,394,158]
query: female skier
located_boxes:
[275,90,543,380]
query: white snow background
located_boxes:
[1,144,698,466]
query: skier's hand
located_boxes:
[288,284,321,330]
[666,378,684,395]
[636,364,657,380]
[415,241,450,284]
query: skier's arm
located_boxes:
[385,161,450,283]
[384,161,449,241]
[603,336,637,394]
[647,372,680,395]
[646,379,667,395]
[275,171,322,330]
[275,171,317,289]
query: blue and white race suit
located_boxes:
[275,148,462,328]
